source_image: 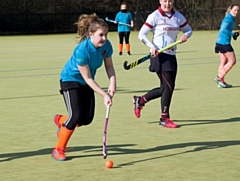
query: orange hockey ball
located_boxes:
[105,160,113,168]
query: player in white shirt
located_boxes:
[132,0,192,128]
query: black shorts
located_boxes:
[215,43,234,53]
[149,53,177,73]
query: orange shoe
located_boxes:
[54,114,63,137]
[52,147,66,161]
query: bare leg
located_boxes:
[218,52,227,81]
[218,51,236,80]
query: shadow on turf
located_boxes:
[115,140,240,167]
[169,117,240,127]
[1,140,240,166]
[0,144,135,162]
[130,50,197,56]
[176,50,198,54]
[230,85,240,88]
[148,117,240,127]
[0,94,59,100]
[102,87,184,94]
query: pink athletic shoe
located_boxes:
[159,118,178,128]
[132,96,144,118]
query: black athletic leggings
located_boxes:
[118,32,130,44]
[60,82,95,130]
[145,71,177,114]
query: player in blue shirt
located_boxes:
[214,4,239,88]
[52,14,117,161]
[114,2,134,55]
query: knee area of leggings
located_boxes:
[75,122,91,128]
[64,114,82,127]
[78,117,93,126]
[70,113,94,127]
[164,85,175,92]
[64,117,81,130]
[79,121,92,126]
[65,124,76,130]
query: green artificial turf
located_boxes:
[0,31,240,181]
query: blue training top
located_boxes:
[60,38,113,85]
[115,11,133,32]
[216,13,235,45]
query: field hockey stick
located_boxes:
[105,17,131,27]
[123,40,182,70]
[103,104,111,159]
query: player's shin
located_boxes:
[52,127,74,161]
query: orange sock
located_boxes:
[126,43,130,53]
[59,115,68,126]
[119,44,123,53]
[55,127,74,149]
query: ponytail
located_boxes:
[74,13,108,43]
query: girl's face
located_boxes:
[121,4,127,10]
[230,5,239,17]
[159,0,174,13]
[89,27,108,48]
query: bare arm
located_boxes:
[104,57,116,97]
[78,65,111,107]
[130,20,134,28]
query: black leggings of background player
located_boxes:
[118,32,131,55]
[145,71,176,118]
[141,53,177,119]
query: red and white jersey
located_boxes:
[138,7,192,55]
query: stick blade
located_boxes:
[103,153,107,159]
[123,61,130,70]
[103,145,107,159]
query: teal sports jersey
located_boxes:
[115,11,132,32]
[60,38,113,85]
[216,13,235,45]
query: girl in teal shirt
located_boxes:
[214,4,239,88]
[114,2,134,55]
[52,14,116,161]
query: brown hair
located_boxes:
[74,13,108,43]
[120,2,127,8]
[225,4,239,15]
